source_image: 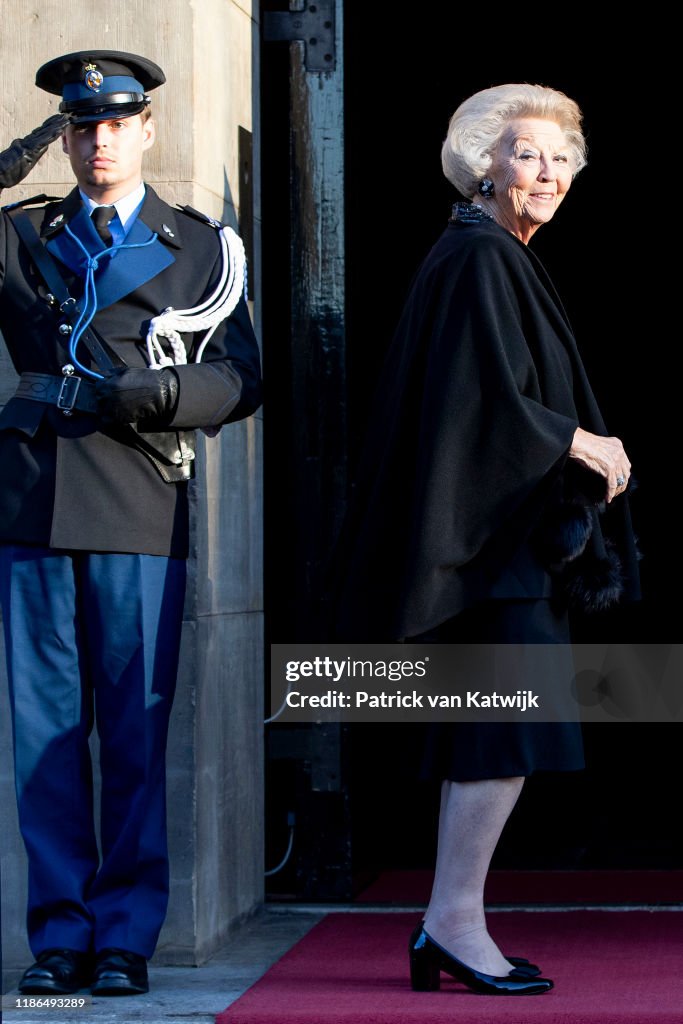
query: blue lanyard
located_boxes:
[63,223,158,380]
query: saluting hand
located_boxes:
[569,426,631,504]
[0,113,71,189]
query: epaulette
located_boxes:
[2,193,62,212]
[175,204,223,230]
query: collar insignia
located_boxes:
[49,214,64,228]
[162,223,175,238]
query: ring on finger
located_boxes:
[616,475,626,487]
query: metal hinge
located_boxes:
[263,1,336,72]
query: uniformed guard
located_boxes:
[0,51,261,996]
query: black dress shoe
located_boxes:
[507,956,542,977]
[408,922,541,978]
[91,948,148,996]
[409,927,553,995]
[18,949,92,995]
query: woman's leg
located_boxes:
[423,776,524,976]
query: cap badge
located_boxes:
[162,223,175,237]
[84,68,104,92]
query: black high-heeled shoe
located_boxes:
[408,922,541,978]
[408,927,553,996]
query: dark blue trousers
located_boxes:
[0,545,186,958]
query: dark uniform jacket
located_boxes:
[0,185,262,557]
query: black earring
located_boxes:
[478,178,495,198]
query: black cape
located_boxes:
[333,206,640,640]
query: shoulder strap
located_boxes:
[8,208,124,374]
[176,204,222,229]
[2,193,63,211]
[9,208,72,305]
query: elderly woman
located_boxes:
[333,84,640,995]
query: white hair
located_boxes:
[441,83,587,199]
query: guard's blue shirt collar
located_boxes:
[79,181,146,243]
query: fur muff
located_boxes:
[533,503,593,571]
[531,460,628,612]
[560,542,624,613]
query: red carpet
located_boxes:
[216,911,683,1023]
[355,869,683,904]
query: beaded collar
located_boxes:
[449,201,494,224]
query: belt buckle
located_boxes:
[57,372,81,416]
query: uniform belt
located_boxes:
[15,372,99,416]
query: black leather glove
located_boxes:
[0,113,71,189]
[96,367,179,425]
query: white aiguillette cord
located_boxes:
[145,225,247,369]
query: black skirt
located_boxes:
[415,598,584,781]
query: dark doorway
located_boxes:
[262,8,680,897]
[341,15,678,880]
